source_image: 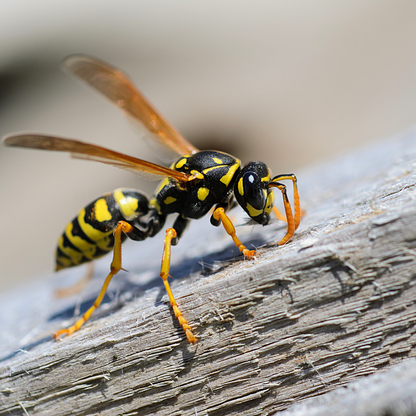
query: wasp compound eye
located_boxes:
[234,162,272,225]
[242,171,265,210]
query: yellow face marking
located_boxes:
[197,187,210,201]
[78,208,113,241]
[175,158,187,169]
[265,191,275,215]
[114,189,139,221]
[65,222,97,259]
[164,196,177,205]
[220,163,240,186]
[261,173,271,182]
[94,198,112,222]
[245,202,263,218]
[213,157,223,164]
[238,177,244,196]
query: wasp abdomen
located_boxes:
[55,188,149,270]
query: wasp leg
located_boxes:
[53,220,134,339]
[269,182,295,246]
[160,228,196,344]
[272,206,287,222]
[212,207,256,259]
[55,262,95,298]
[271,174,301,230]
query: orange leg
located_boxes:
[53,221,133,339]
[271,174,301,230]
[160,228,196,344]
[269,182,295,246]
[212,207,256,259]
[273,205,287,222]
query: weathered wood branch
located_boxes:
[278,358,416,416]
[1,127,416,415]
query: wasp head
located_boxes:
[234,161,274,225]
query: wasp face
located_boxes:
[234,161,275,225]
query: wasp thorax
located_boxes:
[234,162,274,225]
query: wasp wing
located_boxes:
[3,134,193,182]
[62,54,199,158]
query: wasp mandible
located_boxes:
[3,55,301,343]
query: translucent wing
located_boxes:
[3,134,194,182]
[62,54,199,157]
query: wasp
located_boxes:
[3,55,301,344]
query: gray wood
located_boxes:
[2,126,416,415]
[278,358,416,416]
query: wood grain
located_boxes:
[1,126,416,415]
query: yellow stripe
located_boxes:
[114,188,139,220]
[65,222,97,259]
[58,235,84,265]
[220,163,240,186]
[213,157,223,164]
[95,235,114,251]
[78,208,112,241]
[197,187,210,201]
[202,166,220,175]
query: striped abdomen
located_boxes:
[56,188,149,270]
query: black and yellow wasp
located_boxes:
[3,55,301,344]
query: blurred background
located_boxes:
[1,0,416,292]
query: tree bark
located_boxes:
[1,126,416,415]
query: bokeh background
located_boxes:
[1,0,416,292]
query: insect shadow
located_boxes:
[48,234,267,324]
[0,233,268,363]
[0,336,53,362]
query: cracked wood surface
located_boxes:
[278,358,416,416]
[1,126,416,415]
